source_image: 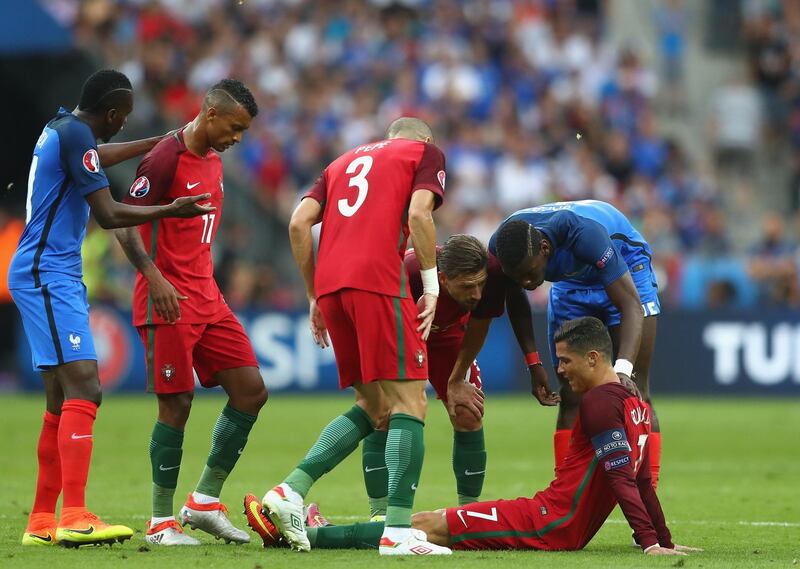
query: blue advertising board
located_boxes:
[14,306,800,395]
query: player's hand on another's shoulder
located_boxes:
[145,269,186,325]
[168,194,215,218]
[416,293,437,341]
[672,544,703,552]
[309,298,330,348]
[530,364,560,406]
[617,373,642,399]
[645,545,687,556]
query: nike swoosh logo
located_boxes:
[159,464,180,471]
[464,469,486,476]
[247,501,272,534]
[187,182,201,189]
[237,448,243,455]
[66,526,95,535]
[28,532,52,542]
[411,483,417,490]
[456,509,467,527]
[71,433,92,440]
[364,466,387,473]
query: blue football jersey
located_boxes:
[488,200,653,290]
[8,108,109,289]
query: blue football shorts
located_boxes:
[11,279,97,371]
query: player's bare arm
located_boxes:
[445,317,489,422]
[115,228,186,324]
[604,272,644,384]
[506,284,560,406]
[289,197,329,347]
[97,132,170,169]
[85,187,214,229]
[408,189,438,340]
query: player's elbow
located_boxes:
[407,206,432,228]
[93,210,116,230]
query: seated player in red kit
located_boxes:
[247,316,701,557]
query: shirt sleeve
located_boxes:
[634,449,674,548]
[61,123,109,197]
[579,390,660,551]
[122,145,177,206]
[303,173,328,209]
[566,215,628,287]
[411,142,446,209]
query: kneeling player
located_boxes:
[247,317,700,557]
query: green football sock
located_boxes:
[285,405,373,498]
[307,522,384,549]
[453,428,486,505]
[385,413,424,528]
[195,404,257,498]
[362,430,388,517]
[150,421,184,518]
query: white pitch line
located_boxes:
[604,519,800,528]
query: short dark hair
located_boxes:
[553,317,613,361]
[78,69,132,112]
[495,220,542,270]
[204,79,258,118]
[438,234,488,279]
[386,117,433,141]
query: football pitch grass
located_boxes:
[1,394,797,568]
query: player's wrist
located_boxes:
[420,267,439,298]
[525,351,542,367]
[643,543,661,554]
[614,358,633,377]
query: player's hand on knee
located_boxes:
[645,545,687,556]
[146,271,186,324]
[447,382,484,421]
[672,544,703,552]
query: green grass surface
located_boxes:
[2,394,798,568]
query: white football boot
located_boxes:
[379,528,452,556]
[261,484,310,552]
[178,494,250,544]
[145,519,201,546]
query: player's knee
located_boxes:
[158,392,193,426]
[453,406,482,431]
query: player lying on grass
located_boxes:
[490,200,663,485]
[9,69,213,549]
[114,79,266,546]
[246,317,701,557]
[360,234,558,521]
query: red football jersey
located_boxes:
[405,248,509,340]
[123,130,227,326]
[305,139,446,299]
[532,383,671,551]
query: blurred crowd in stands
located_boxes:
[4,0,800,315]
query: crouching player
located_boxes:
[248,317,701,556]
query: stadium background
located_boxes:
[0,2,798,567]
[3,0,800,396]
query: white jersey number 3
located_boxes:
[338,156,373,217]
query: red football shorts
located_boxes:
[137,309,258,394]
[317,288,428,387]
[445,497,549,551]
[427,333,482,403]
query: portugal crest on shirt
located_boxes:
[415,349,425,368]
[82,149,100,173]
[161,363,175,381]
[129,176,150,198]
